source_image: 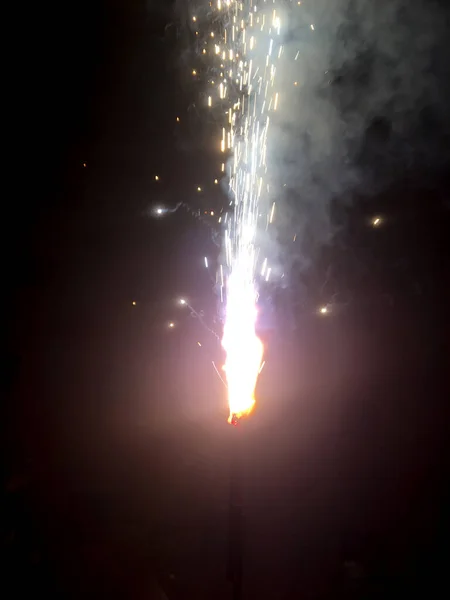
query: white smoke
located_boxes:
[268,0,449,262]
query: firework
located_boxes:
[200,0,285,421]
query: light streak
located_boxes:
[269,201,275,223]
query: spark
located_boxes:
[204,256,209,268]
[319,306,328,315]
[372,216,382,227]
[132,301,137,306]
[168,322,175,328]
[197,186,202,192]
[154,175,159,181]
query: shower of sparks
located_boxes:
[192,0,286,422]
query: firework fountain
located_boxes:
[199,0,285,423]
[188,2,289,596]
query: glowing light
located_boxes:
[197,186,202,192]
[176,116,180,122]
[214,178,218,184]
[310,24,315,31]
[319,306,328,315]
[204,256,209,268]
[192,69,197,76]
[372,216,382,227]
[168,322,175,328]
[132,301,137,306]
[154,175,159,181]
[210,211,214,216]
[197,341,202,347]
[82,162,87,167]
[179,298,187,305]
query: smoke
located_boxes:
[268,0,450,264]
[174,0,449,289]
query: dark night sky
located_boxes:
[2,1,450,599]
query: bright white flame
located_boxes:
[222,268,263,420]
